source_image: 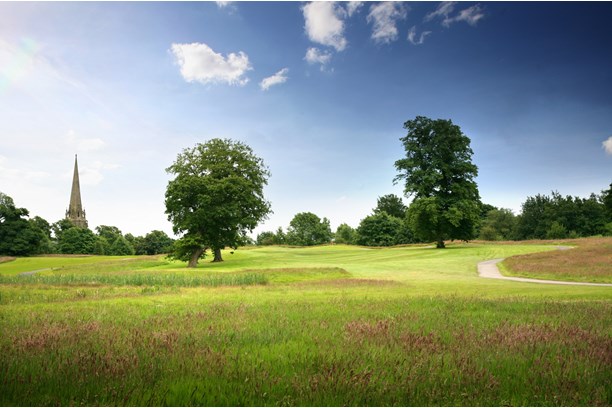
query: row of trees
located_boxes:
[480,188,612,240]
[0,192,174,256]
[257,185,612,248]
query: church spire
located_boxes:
[66,154,88,228]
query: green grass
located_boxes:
[0,242,611,406]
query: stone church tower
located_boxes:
[66,154,88,228]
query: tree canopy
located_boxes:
[165,139,271,267]
[373,194,407,219]
[395,116,481,248]
[286,212,332,246]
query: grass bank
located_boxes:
[501,237,612,283]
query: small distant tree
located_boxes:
[395,116,481,248]
[335,223,356,244]
[110,235,135,256]
[59,227,96,254]
[275,227,286,245]
[141,230,174,255]
[546,221,567,240]
[286,212,332,246]
[96,225,123,244]
[479,208,517,241]
[356,212,403,247]
[0,193,48,256]
[93,236,109,255]
[256,231,276,246]
[603,183,612,220]
[373,194,407,219]
[165,139,271,267]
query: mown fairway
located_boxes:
[1,241,611,406]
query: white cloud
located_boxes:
[0,155,51,182]
[302,2,348,52]
[170,42,252,86]
[346,2,364,17]
[424,1,456,23]
[215,1,232,8]
[603,136,612,155]
[260,68,289,91]
[425,2,485,27]
[367,2,408,44]
[64,130,105,152]
[451,4,485,26]
[407,26,432,45]
[304,47,333,70]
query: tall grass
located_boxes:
[0,272,267,287]
[0,240,610,406]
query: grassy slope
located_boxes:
[501,237,612,283]
[0,242,611,406]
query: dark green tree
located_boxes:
[603,183,612,220]
[356,212,403,247]
[286,212,332,246]
[395,116,481,248]
[256,231,276,246]
[478,208,517,241]
[95,225,123,244]
[0,193,48,256]
[335,223,356,244]
[59,227,96,254]
[110,235,135,256]
[373,194,407,219]
[165,139,271,267]
[141,230,174,255]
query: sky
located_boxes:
[1,1,611,238]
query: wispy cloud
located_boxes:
[64,130,105,152]
[260,68,289,91]
[302,2,348,52]
[170,42,252,86]
[449,4,485,26]
[424,1,456,23]
[367,2,408,44]
[346,1,364,17]
[304,47,333,70]
[425,2,485,27]
[407,26,432,45]
[603,136,612,155]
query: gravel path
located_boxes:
[477,257,612,287]
[18,268,50,277]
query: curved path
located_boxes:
[478,257,612,287]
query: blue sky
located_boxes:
[1,1,611,237]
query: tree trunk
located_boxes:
[212,247,223,262]
[187,247,205,268]
[436,238,446,249]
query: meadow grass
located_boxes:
[501,237,612,283]
[0,240,610,406]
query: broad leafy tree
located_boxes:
[0,193,48,256]
[110,235,135,256]
[141,230,174,255]
[373,194,407,219]
[356,212,403,247]
[59,227,97,254]
[335,223,356,244]
[478,208,517,241]
[286,212,332,246]
[395,116,481,248]
[165,139,271,267]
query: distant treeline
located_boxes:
[0,192,174,257]
[256,183,612,246]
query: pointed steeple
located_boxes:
[66,154,88,228]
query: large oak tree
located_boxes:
[394,116,481,248]
[165,139,271,267]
